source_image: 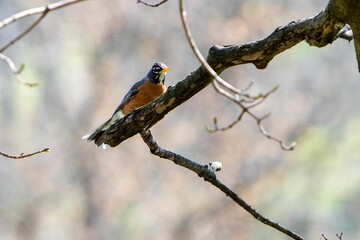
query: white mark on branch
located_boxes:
[208,161,222,172]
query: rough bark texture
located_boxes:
[95,7,349,147]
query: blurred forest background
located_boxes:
[1,0,359,239]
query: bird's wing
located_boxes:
[112,79,146,115]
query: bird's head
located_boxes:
[148,62,169,85]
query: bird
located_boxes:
[82,62,169,149]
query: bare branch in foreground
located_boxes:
[0,0,87,85]
[178,0,295,150]
[0,53,38,87]
[0,0,87,52]
[178,0,255,102]
[0,0,86,30]
[0,148,50,160]
[0,7,49,53]
[140,129,304,240]
[137,0,169,7]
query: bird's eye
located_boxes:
[153,66,161,72]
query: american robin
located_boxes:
[82,62,169,149]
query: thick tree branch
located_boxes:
[140,130,304,240]
[327,0,360,71]
[207,10,344,70]
[94,7,346,148]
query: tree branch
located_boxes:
[0,7,49,53]
[207,10,344,70]
[137,0,169,7]
[178,0,294,150]
[140,130,304,240]
[0,0,86,30]
[0,0,85,155]
[0,148,50,160]
[327,0,360,71]
[0,0,87,85]
[321,232,343,240]
[0,0,86,53]
[0,53,38,86]
[93,6,346,148]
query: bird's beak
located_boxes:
[160,67,170,73]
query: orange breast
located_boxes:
[122,81,167,115]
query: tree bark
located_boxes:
[94,3,353,148]
[327,0,360,71]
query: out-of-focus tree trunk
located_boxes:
[327,0,360,71]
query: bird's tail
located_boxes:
[82,111,124,149]
[82,120,110,149]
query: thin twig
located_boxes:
[206,110,246,133]
[241,80,254,92]
[178,0,295,151]
[0,53,38,86]
[0,148,50,159]
[336,232,343,240]
[321,234,329,240]
[211,80,238,102]
[257,114,296,151]
[0,0,86,29]
[0,0,86,85]
[211,64,294,149]
[321,232,343,240]
[140,130,304,240]
[0,8,49,53]
[137,0,169,7]
[178,0,254,100]
[241,85,279,105]
[0,0,86,52]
